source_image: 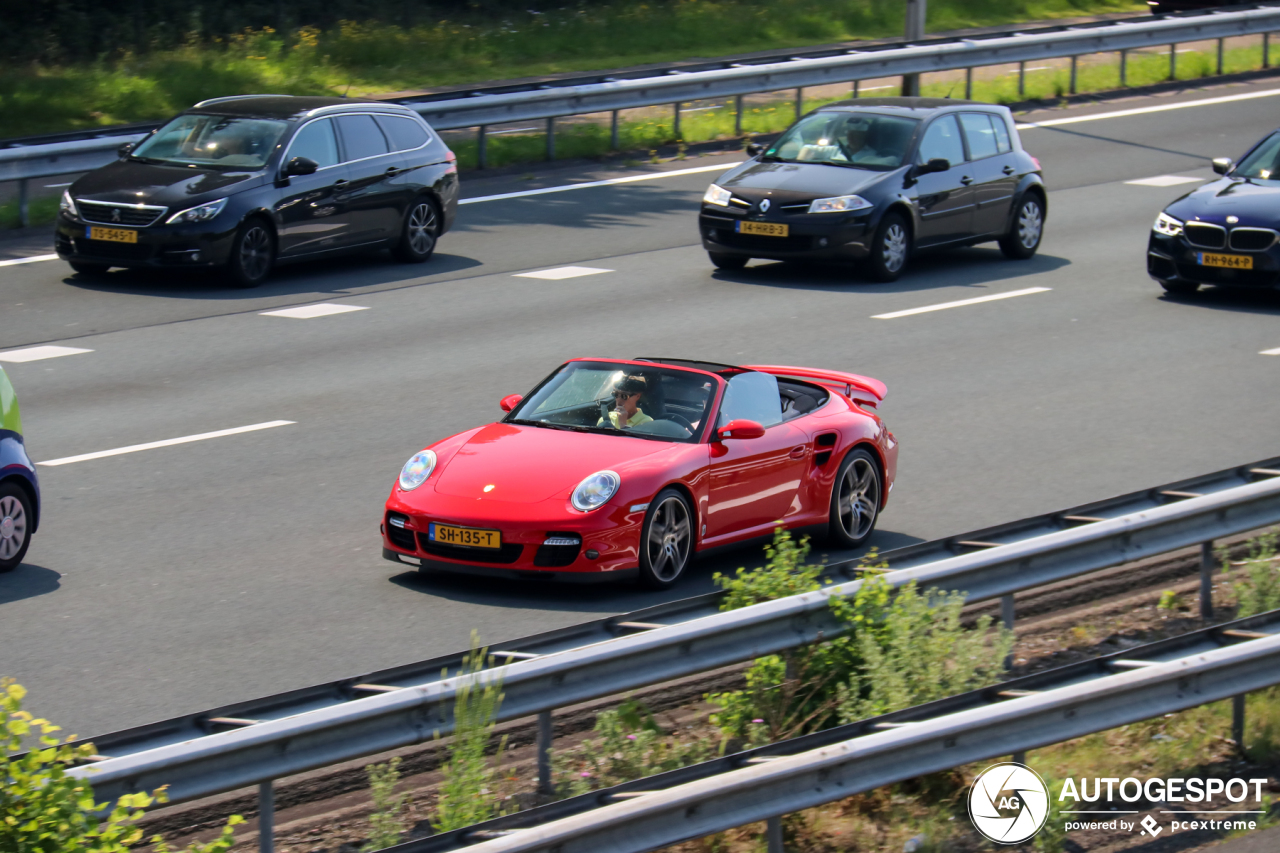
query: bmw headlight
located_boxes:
[703,184,732,207]
[398,450,437,491]
[571,470,620,512]
[1153,211,1183,237]
[59,190,79,219]
[807,195,873,214]
[166,198,228,225]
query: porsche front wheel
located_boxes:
[827,448,881,549]
[638,489,693,589]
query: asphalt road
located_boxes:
[2,79,1280,739]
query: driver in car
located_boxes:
[600,375,654,429]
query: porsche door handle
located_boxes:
[789,445,809,459]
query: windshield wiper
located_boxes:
[509,418,575,431]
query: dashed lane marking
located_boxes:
[1125,175,1205,187]
[460,162,739,205]
[1261,347,1280,356]
[1017,87,1280,129]
[0,345,94,363]
[514,266,613,280]
[260,304,370,319]
[872,287,1052,319]
[0,254,59,267]
[38,420,296,467]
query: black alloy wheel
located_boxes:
[69,261,111,277]
[827,448,882,548]
[708,252,748,270]
[228,219,274,288]
[0,482,32,573]
[999,194,1045,260]
[638,488,694,589]
[392,198,440,263]
[1160,280,1200,296]
[867,211,910,282]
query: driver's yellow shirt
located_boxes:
[599,407,654,429]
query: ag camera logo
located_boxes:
[968,762,1050,844]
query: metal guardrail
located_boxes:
[69,461,1280,831]
[6,4,1280,224]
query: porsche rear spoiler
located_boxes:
[744,365,887,409]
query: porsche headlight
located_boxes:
[1153,211,1183,237]
[60,190,79,219]
[398,450,437,491]
[571,470,620,512]
[703,184,732,207]
[807,195,872,214]
[166,198,228,225]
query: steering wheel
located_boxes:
[661,413,695,432]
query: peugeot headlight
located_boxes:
[398,450,437,491]
[166,198,228,225]
[703,184,732,207]
[807,195,873,214]
[59,190,78,219]
[571,470,620,512]
[1153,211,1183,237]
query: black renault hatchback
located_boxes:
[699,98,1046,281]
[55,95,459,287]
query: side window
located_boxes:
[286,119,339,169]
[376,115,430,152]
[959,113,999,160]
[991,115,1013,153]
[917,114,966,166]
[717,372,782,428]
[335,114,390,162]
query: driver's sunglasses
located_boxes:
[613,390,639,399]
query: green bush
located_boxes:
[1234,531,1280,618]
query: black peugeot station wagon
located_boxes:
[699,98,1046,282]
[55,95,459,287]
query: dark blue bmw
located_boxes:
[1148,132,1280,295]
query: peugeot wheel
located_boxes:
[999,194,1044,260]
[827,448,881,549]
[227,219,274,288]
[638,488,694,589]
[709,252,748,270]
[392,198,440,263]
[0,482,32,573]
[868,211,910,282]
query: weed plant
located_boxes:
[1234,531,1280,618]
[360,757,408,852]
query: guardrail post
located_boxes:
[477,126,487,170]
[17,179,29,228]
[1120,49,1129,87]
[964,66,973,100]
[1012,750,1027,765]
[852,79,860,98]
[673,103,681,143]
[610,111,620,150]
[766,815,784,853]
[1265,32,1271,68]
[734,95,744,135]
[903,0,926,97]
[537,710,554,795]
[1217,37,1225,75]
[1200,541,1214,620]
[795,88,804,120]
[1018,61,1026,98]
[546,117,555,161]
[258,781,274,853]
[1170,43,1177,80]
[1002,594,1016,669]
[1233,695,1246,752]
[1070,55,1078,94]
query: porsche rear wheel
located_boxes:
[827,448,881,549]
[638,489,693,589]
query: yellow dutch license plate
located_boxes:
[429,522,501,549]
[87,226,138,244]
[1197,252,1252,270]
[737,221,789,238]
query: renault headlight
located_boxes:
[1153,211,1183,237]
[571,470,620,512]
[703,184,732,207]
[167,198,228,225]
[59,190,79,219]
[398,450,437,491]
[807,195,872,214]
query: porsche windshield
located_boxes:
[765,112,919,171]
[508,362,718,443]
[130,114,289,170]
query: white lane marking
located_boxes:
[1017,87,1280,129]
[872,287,1051,319]
[44,182,73,188]
[0,345,94,363]
[38,420,296,467]
[1261,347,1280,356]
[260,303,369,319]
[0,254,59,267]
[515,266,613,280]
[460,162,741,205]
[1126,175,1205,187]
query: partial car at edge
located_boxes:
[0,366,39,573]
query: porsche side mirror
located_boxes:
[1212,157,1234,176]
[500,393,523,413]
[117,141,135,158]
[717,419,765,440]
[746,142,764,157]
[285,156,319,177]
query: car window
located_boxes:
[1234,131,1280,180]
[959,113,999,160]
[335,114,390,162]
[717,372,782,428]
[917,114,966,166]
[131,114,288,170]
[287,119,339,169]
[991,116,1012,153]
[766,112,918,171]
[376,115,430,152]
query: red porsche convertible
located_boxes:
[382,358,897,588]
